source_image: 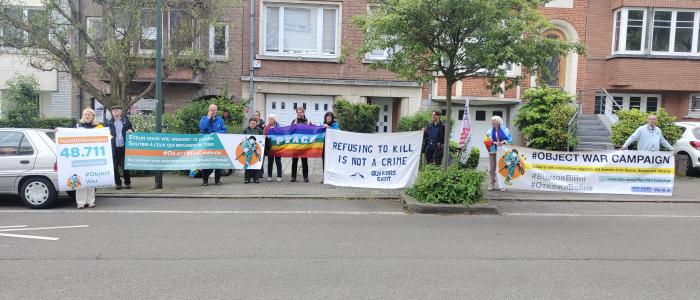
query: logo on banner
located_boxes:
[66,174,82,190]
[235,136,263,170]
[350,172,366,180]
[498,149,527,185]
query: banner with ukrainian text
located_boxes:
[56,128,115,191]
[324,129,422,189]
[496,146,674,195]
[267,124,325,158]
[125,133,264,170]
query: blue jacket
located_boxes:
[487,126,512,153]
[326,121,340,130]
[199,116,227,134]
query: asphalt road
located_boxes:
[1,196,699,299]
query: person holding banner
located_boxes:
[199,104,228,186]
[291,107,311,182]
[107,106,133,190]
[621,114,673,151]
[423,110,446,165]
[75,108,104,209]
[264,114,282,182]
[242,118,263,183]
[485,116,512,191]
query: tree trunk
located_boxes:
[442,79,453,169]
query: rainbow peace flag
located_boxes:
[267,124,326,158]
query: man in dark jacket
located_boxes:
[199,103,228,186]
[423,110,446,165]
[107,106,134,189]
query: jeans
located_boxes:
[267,156,282,177]
[113,147,130,186]
[291,158,308,179]
[202,169,221,184]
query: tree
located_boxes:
[355,0,583,168]
[334,99,379,133]
[3,74,40,128]
[0,0,236,111]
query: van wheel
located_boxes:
[20,177,57,209]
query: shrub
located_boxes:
[3,75,40,128]
[129,113,180,133]
[174,96,246,133]
[334,99,379,133]
[407,165,486,205]
[610,108,682,149]
[397,110,454,132]
[514,87,577,151]
[37,117,76,129]
[458,146,480,169]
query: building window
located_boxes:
[542,30,566,87]
[169,10,198,54]
[363,5,390,61]
[263,4,339,57]
[475,110,486,121]
[595,93,661,114]
[0,7,44,46]
[139,9,157,54]
[690,95,700,116]
[612,8,647,54]
[614,8,700,56]
[209,22,229,59]
[493,111,503,118]
[458,109,464,120]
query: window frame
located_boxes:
[261,2,340,58]
[208,22,229,60]
[168,10,200,56]
[650,9,699,56]
[0,6,44,50]
[85,17,104,56]
[612,8,648,55]
[689,94,700,118]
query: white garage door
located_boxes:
[450,106,506,158]
[265,94,334,126]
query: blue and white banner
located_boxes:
[56,128,115,191]
[323,129,422,189]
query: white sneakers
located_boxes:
[267,177,283,182]
[266,177,272,182]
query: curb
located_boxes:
[400,192,498,215]
[95,193,400,200]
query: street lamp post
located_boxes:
[154,0,163,189]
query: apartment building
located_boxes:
[240,0,422,129]
[0,3,73,118]
[78,1,245,122]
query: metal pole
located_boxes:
[248,0,255,119]
[154,0,163,189]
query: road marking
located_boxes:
[503,213,700,218]
[0,225,90,241]
[0,210,405,215]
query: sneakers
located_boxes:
[276,177,282,182]
[115,185,123,190]
[291,177,296,182]
[87,203,95,208]
[124,183,131,189]
[77,204,85,209]
[266,177,272,182]
[303,177,309,183]
[487,183,494,191]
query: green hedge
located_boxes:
[397,110,454,132]
[407,165,486,205]
[334,99,379,133]
[0,117,76,129]
[514,87,577,151]
[174,97,246,133]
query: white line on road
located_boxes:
[0,233,59,241]
[0,225,90,232]
[0,210,406,215]
[503,213,700,218]
[0,225,28,229]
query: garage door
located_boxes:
[450,106,506,158]
[265,94,334,126]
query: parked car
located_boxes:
[674,122,700,176]
[0,128,73,208]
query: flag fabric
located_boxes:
[267,124,326,158]
[458,97,472,149]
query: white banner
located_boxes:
[458,97,472,149]
[496,146,674,195]
[323,130,422,189]
[56,128,115,191]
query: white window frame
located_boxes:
[85,17,103,56]
[612,8,647,55]
[167,10,200,56]
[650,9,700,56]
[363,4,389,61]
[689,94,700,117]
[0,6,43,50]
[261,3,340,58]
[138,9,159,55]
[208,22,229,60]
[605,93,663,113]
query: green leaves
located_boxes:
[611,108,682,149]
[334,99,380,133]
[407,165,486,205]
[514,87,577,151]
[3,75,40,128]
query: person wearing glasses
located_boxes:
[621,114,673,151]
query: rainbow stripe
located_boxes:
[268,124,326,158]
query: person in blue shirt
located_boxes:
[486,115,512,191]
[199,104,228,186]
[621,114,673,151]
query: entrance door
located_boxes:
[368,97,393,133]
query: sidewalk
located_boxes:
[98,157,700,203]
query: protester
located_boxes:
[199,103,227,186]
[242,118,263,183]
[253,111,265,130]
[291,107,310,182]
[321,111,339,182]
[107,106,133,190]
[264,114,282,182]
[422,110,446,165]
[75,108,103,209]
[486,115,512,191]
[621,114,673,151]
